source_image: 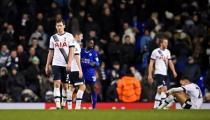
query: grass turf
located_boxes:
[0,110,209,120]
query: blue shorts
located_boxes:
[84,76,96,85]
[52,65,68,83]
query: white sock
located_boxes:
[75,89,84,109]
[54,87,61,108]
[61,88,67,107]
[165,100,174,108]
[160,92,167,106]
[154,93,161,108]
[67,89,73,110]
[158,95,174,109]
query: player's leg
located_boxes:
[66,72,75,110]
[158,94,175,109]
[153,75,168,108]
[61,83,68,109]
[173,92,192,109]
[54,80,62,109]
[52,66,62,109]
[61,68,69,109]
[71,72,86,109]
[75,84,86,109]
[66,84,74,110]
[89,83,97,109]
[154,87,162,108]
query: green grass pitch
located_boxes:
[0,110,210,120]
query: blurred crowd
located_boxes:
[0,0,210,103]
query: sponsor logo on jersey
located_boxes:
[54,41,68,48]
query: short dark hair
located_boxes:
[159,35,168,45]
[56,18,65,25]
[73,31,83,36]
[180,75,191,81]
[87,38,95,43]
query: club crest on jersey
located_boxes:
[54,41,68,48]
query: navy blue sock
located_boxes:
[91,92,97,109]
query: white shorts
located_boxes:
[191,99,203,109]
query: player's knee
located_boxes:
[172,92,179,96]
[54,81,61,88]
[67,84,73,90]
[93,85,98,91]
[79,84,86,91]
[62,83,68,90]
[162,86,167,92]
[157,87,162,93]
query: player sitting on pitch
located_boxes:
[158,76,203,109]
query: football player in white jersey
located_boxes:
[45,19,75,109]
[158,76,203,109]
[148,36,177,108]
[66,32,86,110]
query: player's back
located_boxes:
[183,83,203,105]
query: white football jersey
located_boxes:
[71,41,81,72]
[150,48,171,75]
[49,32,75,67]
[182,83,203,108]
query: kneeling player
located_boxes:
[67,32,86,110]
[158,76,203,109]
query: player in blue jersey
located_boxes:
[81,39,99,109]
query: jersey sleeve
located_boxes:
[150,50,157,60]
[49,37,54,50]
[74,44,81,55]
[68,34,75,48]
[168,50,171,60]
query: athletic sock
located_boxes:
[54,87,61,109]
[91,91,97,109]
[75,90,84,109]
[154,93,161,109]
[158,95,174,109]
[66,89,73,110]
[61,88,67,108]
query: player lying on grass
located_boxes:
[158,76,203,109]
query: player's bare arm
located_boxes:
[45,49,54,75]
[148,59,155,85]
[169,60,177,78]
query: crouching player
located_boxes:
[158,76,203,109]
[67,32,86,110]
[81,39,99,109]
